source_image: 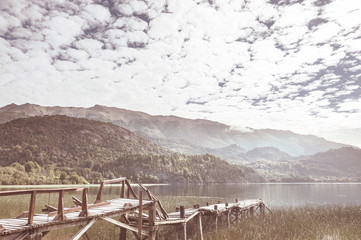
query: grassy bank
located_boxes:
[45,197,361,239]
[206,205,361,240]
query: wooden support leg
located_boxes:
[148,203,157,240]
[227,210,231,228]
[197,213,203,240]
[77,226,91,240]
[70,219,97,240]
[28,191,36,225]
[215,214,218,232]
[138,191,143,240]
[250,206,254,217]
[178,223,187,240]
[235,208,239,225]
[119,215,127,240]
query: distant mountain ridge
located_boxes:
[0,103,349,157]
[0,115,261,184]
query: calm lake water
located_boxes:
[1,183,360,208]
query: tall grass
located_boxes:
[207,205,361,240]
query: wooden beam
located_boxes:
[185,211,200,223]
[70,218,97,240]
[72,196,82,206]
[182,223,187,240]
[14,231,29,240]
[119,215,127,240]
[101,217,148,236]
[57,190,65,221]
[79,188,89,217]
[94,182,104,203]
[138,190,143,240]
[102,177,127,184]
[27,191,36,225]
[121,180,125,198]
[139,184,169,219]
[125,180,137,199]
[148,203,157,240]
[76,225,90,240]
[0,188,83,197]
[197,213,203,240]
[49,201,111,217]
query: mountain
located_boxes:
[299,147,361,180]
[245,147,291,162]
[244,147,361,182]
[0,115,262,184]
[0,103,349,157]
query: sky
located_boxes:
[0,0,360,147]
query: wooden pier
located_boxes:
[0,178,268,240]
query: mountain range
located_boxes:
[0,103,360,182]
[0,115,260,184]
[0,103,349,156]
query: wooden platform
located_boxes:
[0,198,154,240]
[0,179,268,240]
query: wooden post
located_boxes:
[121,180,125,198]
[125,180,137,199]
[138,190,143,239]
[197,213,203,240]
[235,199,238,203]
[183,223,187,240]
[58,190,64,220]
[235,208,239,225]
[215,214,218,232]
[148,202,157,240]
[95,182,104,203]
[81,188,88,217]
[180,206,185,218]
[250,206,254,217]
[119,215,127,240]
[227,210,231,228]
[27,191,36,225]
[178,223,187,240]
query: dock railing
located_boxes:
[94,177,138,203]
[0,188,87,225]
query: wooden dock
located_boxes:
[0,178,268,240]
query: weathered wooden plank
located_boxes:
[48,201,111,216]
[138,191,143,239]
[101,217,148,236]
[14,231,29,240]
[70,219,97,240]
[0,188,83,197]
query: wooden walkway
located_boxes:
[0,178,268,240]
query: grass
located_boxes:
[1,191,361,239]
[206,205,361,240]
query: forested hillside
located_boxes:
[0,116,262,184]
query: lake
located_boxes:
[1,183,360,209]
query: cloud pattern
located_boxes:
[0,0,360,147]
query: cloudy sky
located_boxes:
[0,0,360,147]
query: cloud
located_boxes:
[0,0,361,147]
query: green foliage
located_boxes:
[0,116,257,184]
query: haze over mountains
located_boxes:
[1,103,360,182]
[0,103,348,157]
